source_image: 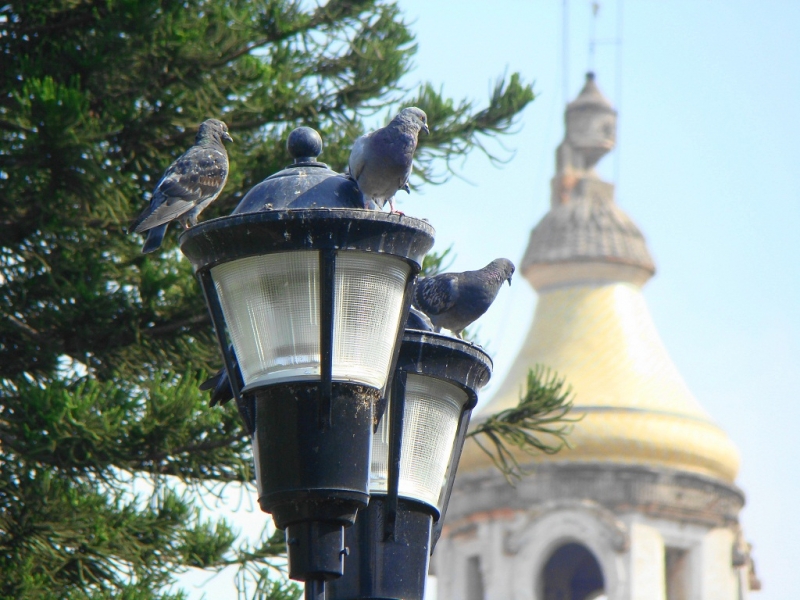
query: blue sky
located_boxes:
[179,2,800,597]
[392,1,799,597]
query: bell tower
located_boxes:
[433,74,759,600]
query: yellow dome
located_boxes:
[460,74,739,484]
[460,282,740,482]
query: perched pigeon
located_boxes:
[349,107,429,213]
[413,258,515,338]
[130,119,233,253]
[199,346,243,408]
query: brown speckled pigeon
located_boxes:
[130,119,233,253]
[413,258,515,338]
[348,107,429,213]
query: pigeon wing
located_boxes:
[133,145,228,232]
[414,274,459,316]
[348,133,369,181]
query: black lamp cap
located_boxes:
[286,126,324,164]
[180,208,435,274]
[396,330,492,410]
[234,127,370,213]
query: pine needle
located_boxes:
[468,366,580,483]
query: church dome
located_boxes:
[459,280,741,482]
[459,76,740,484]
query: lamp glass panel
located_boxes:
[333,253,410,388]
[370,374,467,509]
[213,251,320,387]
[211,250,410,390]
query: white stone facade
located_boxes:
[433,464,751,600]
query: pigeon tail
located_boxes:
[142,223,168,254]
[128,205,151,234]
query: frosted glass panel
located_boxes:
[211,250,410,390]
[213,251,320,387]
[370,374,467,509]
[333,253,410,387]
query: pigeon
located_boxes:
[413,258,515,338]
[130,118,233,253]
[199,351,255,435]
[349,107,429,213]
[200,346,244,406]
[199,349,242,408]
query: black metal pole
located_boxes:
[384,369,407,542]
[305,579,326,600]
[376,273,417,429]
[431,408,472,550]
[327,497,434,600]
[199,269,243,403]
[319,249,336,429]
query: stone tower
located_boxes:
[433,74,759,600]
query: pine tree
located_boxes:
[0,0,535,597]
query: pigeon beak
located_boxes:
[422,124,430,135]
[223,132,234,143]
[507,275,513,286]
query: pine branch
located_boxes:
[468,367,580,483]
[141,432,248,464]
[4,313,44,339]
[145,313,211,337]
[411,73,536,183]
[420,246,455,278]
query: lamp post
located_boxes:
[181,127,488,599]
[328,327,492,600]
[181,127,433,598]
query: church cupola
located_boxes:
[433,74,757,600]
[563,72,617,172]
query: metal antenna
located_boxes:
[562,0,570,107]
[584,0,625,186]
[589,1,600,72]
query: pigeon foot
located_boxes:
[388,198,404,215]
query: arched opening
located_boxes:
[539,542,605,600]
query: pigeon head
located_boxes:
[489,258,515,286]
[197,119,234,145]
[394,107,430,136]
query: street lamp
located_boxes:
[327,327,492,600]
[180,127,434,598]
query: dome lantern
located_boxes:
[564,72,617,172]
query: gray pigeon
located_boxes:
[349,107,429,213]
[130,119,233,253]
[413,258,515,338]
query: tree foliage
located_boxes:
[468,367,579,483]
[0,0,535,597]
